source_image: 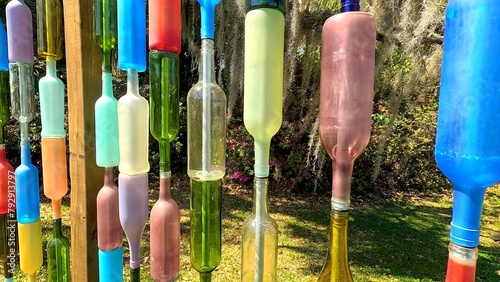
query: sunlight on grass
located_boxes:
[2,182,499,281]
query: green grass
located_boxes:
[3,178,500,281]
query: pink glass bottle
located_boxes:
[150,174,180,281]
[319,8,376,210]
[97,168,122,251]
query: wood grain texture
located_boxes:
[63,0,103,280]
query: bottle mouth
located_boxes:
[341,0,360,12]
[448,243,478,264]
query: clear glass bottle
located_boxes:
[8,62,35,141]
[47,218,70,281]
[317,210,353,282]
[187,39,226,181]
[445,243,478,282]
[241,178,278,281]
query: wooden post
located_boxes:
[63,0,103,281]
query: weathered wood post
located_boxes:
[63,0,103,280]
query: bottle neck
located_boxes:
[200,272,212,282]
[445,243,478,282]
[46,58,57,77]
[53,218,63,237]
[159,140,171,172]
[102,50,112,73]
[127,69,139,95]
[20,140,31,165]
[103,167,115,187]
[331,159,354,211]
[340,0,360,12]
[102,71,114,98]
[0,144,6,162]
[327,210,352,280]
[253,177,269,216]
[159,172,172,201]
[199,39,216,84]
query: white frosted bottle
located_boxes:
[117,69,150,174]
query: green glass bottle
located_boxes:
[317,210,353,282]
[149,51,179,172]
[0,71,10,143]
[190,179,221,281]
[0,214,8,273]
[47,218,70,282]
[93,0,117,71]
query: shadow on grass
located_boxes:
[217,182,499,281]
[51,175,499,281]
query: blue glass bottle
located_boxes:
[15,141,40,224]
[117,0,146,71]
[435,0,500,248]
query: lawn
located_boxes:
[3,176,500,281]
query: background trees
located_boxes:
[2,0,451,196]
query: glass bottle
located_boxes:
[0,144,14,214]
[149,51,180,172]
[15,141,39,224]
[187,37,225,282]
[93,0,117,71]
[95,72,120,167]
[8,62,35,141]
[435,0,500,249]
[117,69,149,175]
[148,0,181,53]
[18,219,42,282]
[39,59,65,138]
[36,0,63,60]
[317,210,353,282]
[47,218,70,281]
[0,71,10,143]
[150,174,180,281]
[445,243,478,282]
[241,178,278,281]
[244,7,285,178]
[0,214,8,274]
[117,0,146,71]
[187,39,226,180]
[319,5,376,210]
[6,0,34,64]
[118,173,148,281]
[189,178,221,281]
[97,168,122,251]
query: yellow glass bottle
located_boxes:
[317,210,353,282]
[18,220,43,282]
[36,0,63,60]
